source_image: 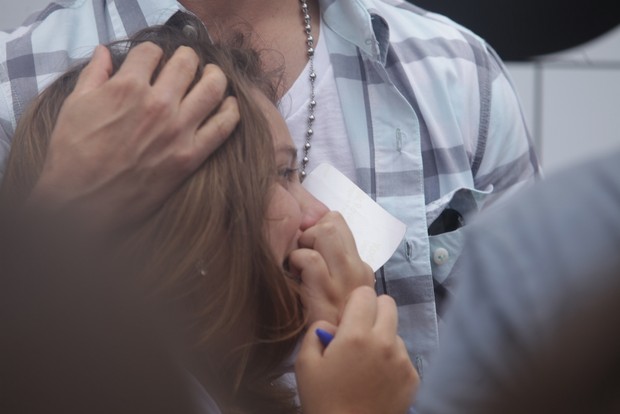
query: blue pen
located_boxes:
[315,328,334,348]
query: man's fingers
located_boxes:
[72,45,113,96]
[114,42,163,82]
[373,295,398,337]
[190,96,239,166]
[338,286,377,334]
[180,64,228,125]
[153,46,200,103]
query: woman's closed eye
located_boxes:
[275,145,300,188]
[277,166,300,186]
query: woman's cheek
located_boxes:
[265,186,303,263]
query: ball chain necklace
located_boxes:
[298,0,316,181]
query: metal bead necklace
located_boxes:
[299,0,316,181]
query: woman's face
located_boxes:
[254,92,329,266]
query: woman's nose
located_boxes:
[299,189,329,230]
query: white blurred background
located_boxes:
[1,0,619,173]
[508,27,620,173]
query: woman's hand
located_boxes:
[288,211,375,325]
[295,286,419,414]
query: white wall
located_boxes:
[2,0,619,173]
[506,26,620,173]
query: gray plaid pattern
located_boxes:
[0,0,540,378]
[323,0,540,376]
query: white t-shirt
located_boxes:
[279,19,356,183]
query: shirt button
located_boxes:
[433,247,449,266]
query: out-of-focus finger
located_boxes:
[180,64,228,126]
[153,46,200,103]
[114,42,163,82]
[72,45,113,97]
[188,96,239,169]
[373,294,398,337]
[395,336,410,357]
[337,286,377,334]
[395,335,419,386]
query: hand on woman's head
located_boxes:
[27,42,239,230]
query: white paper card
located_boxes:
[302,163,407,272]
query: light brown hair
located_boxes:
[1,13,303,414]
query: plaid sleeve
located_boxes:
[472,43,542,206]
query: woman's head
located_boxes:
[1,12,327,413]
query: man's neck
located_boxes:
[178,0,321,95]
[179,0,298,34]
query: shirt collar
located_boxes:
[320,0,390,64]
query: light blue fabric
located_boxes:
[320,0,540,374]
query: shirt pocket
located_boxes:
[426,187,492,312]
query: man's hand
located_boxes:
[31,43,239,228]
[289,211,375,325]
[296,286,419,414]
